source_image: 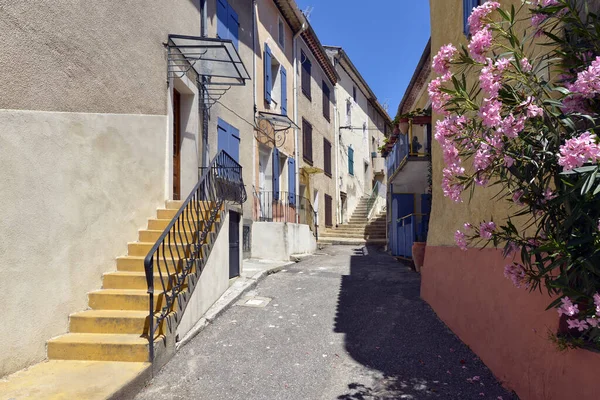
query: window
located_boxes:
[463,0,481,36]
[302,118,313,164]
[352,86,357,102]
[323,138,332,177]
[324,194,333,227]
[322,81,330,121]
[348,146,354,175]
[278,18,285,49]
[345,99,352,126]
[217,0,239,49]
[264,44,287,114]
[301,50,312,99]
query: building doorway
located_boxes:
[229,211,241,278]
[173,89,182,200]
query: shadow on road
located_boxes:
[333,245,517,400]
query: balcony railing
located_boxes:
[385,136,409,179]
[252,190,318,238]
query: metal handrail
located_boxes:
[253,190,318,239]
[365,181,381,217]
[144,150,246,361]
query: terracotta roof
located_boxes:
[300,24,338,85]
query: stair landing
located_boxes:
[0,360,150,400]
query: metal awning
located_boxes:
[167,35,250,108]
[167,35,250,84]
[257,111,299,132]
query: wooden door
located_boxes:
[173,90,181,200]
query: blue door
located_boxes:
[390,193,414,257]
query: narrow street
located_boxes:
[136,246,516,400]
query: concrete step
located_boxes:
[318,238,386,245]
[47,333,149,362]
[102,271,174,290]
[69,310,148,334]
[156,208,215,220]
[116,256,184,273]
[88,289,152,311]
[147,217,219,231]
[127,241,191,257]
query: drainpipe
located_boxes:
[293,21,308,223]
[252,0,258,206]
[333,85,340,226]
[200,0,209,167]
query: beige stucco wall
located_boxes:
[255,0,296,163]
[0,0,201,115]
[334,62,372,223]
[0,110,166,377]
[428,0,522,247]
[297,37,337,228]
[204,0,256,220]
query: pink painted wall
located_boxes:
[421,246,600,400]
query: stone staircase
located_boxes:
[46,200,221,363]
[318,195,386,245]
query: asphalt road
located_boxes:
[135,245,517,400]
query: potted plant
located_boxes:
[412,225,427,273]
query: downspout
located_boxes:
[333,83,340,226]
[200,0,209,167]
[293,21,308,223]
[253,0,258,205]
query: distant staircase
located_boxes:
[318,195,386,245]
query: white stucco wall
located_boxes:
[177,212,231,338]
[251,222,316,261]
[0,110,166,377]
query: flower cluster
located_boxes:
[432,44,457,79]
[467,1,500,35]
[560,294,600,332]
[504,263,527,288]
[557,132,600,171]
[568,56,600,99]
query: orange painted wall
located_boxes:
[421,246,600,400]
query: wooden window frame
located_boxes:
[302,118,313,165]
[323,138,332,178]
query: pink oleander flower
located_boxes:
[505,241,518,256]
[474,175,489,186]
[504,155,515,167]
[467,1,500,35]
[468,26,493,63]
[557,297,579,317]
[499,114,526,138]
[480,221,496,239]
[567,319,589,332]
[428,78,451,115]
[442,167,465,202]
[587,317,599,328]
[504,263,527,288]
[479,97,503,128]
[531,13,547,27]
[543,188,557,201]
[520,57,533,72]
[480,60,502,97]
[473,143,494,172]
[558,132,600,171]
[455,230,468,251]
[594,293,600,315]
[561,94,588,114]
[569,56,600,98]
[433,44,458,77]
[464,222,473,231]
[527,103,544,118]
[512,190,524,205]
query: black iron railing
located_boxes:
[253,190,317,239]
[144,151,245,361]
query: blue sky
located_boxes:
[295,0,431,118]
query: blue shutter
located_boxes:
[217,0,228,39]
[348,147,354,175]
[217,118,230,154]
[264,44,272,103]
[288,157,295,206]
[280,66,287,116]
[272,148,280,200]
[228,4,239,49]
[228,124,240,163]
[463,0,478,36]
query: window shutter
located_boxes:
[272,148,280,201]
[322,81,330,121]
[302,119,313,164]
[217,118,229,155]
[301,52,311,99]
[288,157,295,206]
[228,4,239,49]
[264,44,272,103]
[280,66,287,116]
[348,147,354,175]
[217,0,228,39]
[228,124,240,163]
[463,0,478,35]
[324,139,331,177]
